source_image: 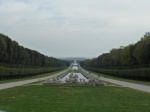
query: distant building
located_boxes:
[59,57,87,62]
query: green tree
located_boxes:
[0,35,7,61]
[121,45,135,66]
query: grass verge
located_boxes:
[0,85,150,112]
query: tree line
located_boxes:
[81,32,150,69]
[0,33,69,67]
[81,32,150,81]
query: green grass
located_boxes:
[0,85,150,112]
[85,69,150,86]
[0,68,67,84]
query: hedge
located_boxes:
[84,67,150,81]
[0,67,66,80]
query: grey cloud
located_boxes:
[0,0,150,58]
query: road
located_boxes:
[81,68,150,93]
[0,69,69,90]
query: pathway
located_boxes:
[81,68,150,93]
[0,69,69,90]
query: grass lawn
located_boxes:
[0,85,150,112]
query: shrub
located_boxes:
[84,67,150,81]
[0,67,65,80]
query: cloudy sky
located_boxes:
[0,0,150,58]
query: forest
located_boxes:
[81,32,150,81]
[0,33,69,79]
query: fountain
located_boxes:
[42,64,104,86]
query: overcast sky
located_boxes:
[0,0,150,58]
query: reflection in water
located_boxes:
[61,73,88,82]
[73,62,78,66]
[72,66,78,70]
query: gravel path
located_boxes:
[1,67,150,93]
[81,68,150,93]
[0,69,69,90]
[100,77,150,93]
